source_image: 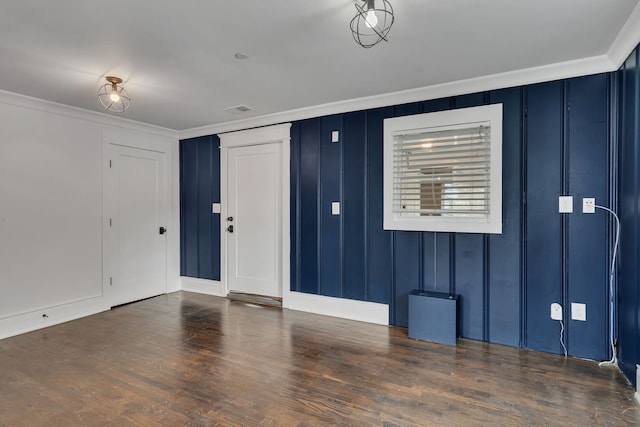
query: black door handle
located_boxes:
[159,227,167,235]
[227,225,234,233]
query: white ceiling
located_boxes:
[1,0,639,132]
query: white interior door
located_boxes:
[107,144,167,306]
[227,143,282,297]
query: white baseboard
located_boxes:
[181,276,226,297]
[284,291,389,325]
[0,296,109,340]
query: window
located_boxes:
[383,104,502,234]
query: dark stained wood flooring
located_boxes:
[0,291,638,426]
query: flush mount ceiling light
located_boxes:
[350,0,394,48]
[98,76,131,112]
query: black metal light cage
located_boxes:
[350,0,395,48]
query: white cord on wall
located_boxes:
[594,205,620,367]
[559,320,568,357]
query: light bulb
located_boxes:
[364,9,378,28]
[110,91,120,103]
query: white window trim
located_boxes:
[383,104,503,234]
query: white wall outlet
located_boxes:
[331,131,339,143]
[550,303,562,320]
[212,203,221,214]
[571,302,586,321]
[583,198,595,213]
[331,201,340,215]
[559,196,573,213]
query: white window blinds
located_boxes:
[383,103,502,234]
[392,123,491,218]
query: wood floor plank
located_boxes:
[0,291,638,426]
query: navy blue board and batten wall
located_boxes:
[618,44,640,385]
[180,134,221,281]
[181,73,615,362]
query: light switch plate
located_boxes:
[212,203,221,214]
[331,131,339,143]
[331,202,340,215]
[571,302,586,321]
[559,196,573,213]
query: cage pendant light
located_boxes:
[350,0,394,48]
[98,76,131,112]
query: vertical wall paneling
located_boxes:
[618,46,640,385]
[452,93,488,340]
[525,81,564,354]
[183,71,625,362]
[607,72,619,361]
[566,74,610,360]
[422,98,455,294]
[290,122,301,291]
[366,107,394,309]
[212,138,221,276]
[298,119,321,294]
[392,103,424,327]
[180,135,220,280]
[343,112,367,301]
[319,115,343,297]
[487,87,523,347]
[454,233,485,340]
[180,140,199,276]
[196,138,214,279]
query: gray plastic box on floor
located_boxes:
[408,290,458,345]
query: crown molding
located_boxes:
[608,1,640,68]
[0,89,178,139]
[179,55,614,139]
[182,2,640,141]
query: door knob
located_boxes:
[227,216,233,222]
[227,225,234,233]
[159,226,167,235]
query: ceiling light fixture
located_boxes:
[350,0,394,48]
[98,76,131,112]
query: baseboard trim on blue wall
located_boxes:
[636,365,640,402]
[0,296,108,340]
[181,277,226,297]
[284,291,389,325]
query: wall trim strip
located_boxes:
[0,88,178,139]
[0,296,108,340]
[284,291,389,326]
[608,2,640,69]
[180,56,614,139]
[181,277,226,297]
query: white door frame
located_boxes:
[219,123,291,303]
[102,130,174,307]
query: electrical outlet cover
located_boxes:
[331,201,340,215]
[550,303,562,321]
[583,198,595,214]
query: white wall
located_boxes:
[0,91,179,339]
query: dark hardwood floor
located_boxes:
[0,292,638,426]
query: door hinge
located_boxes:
[109,277,113,285]
[109,160,112,168]
[109,218,112,227]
